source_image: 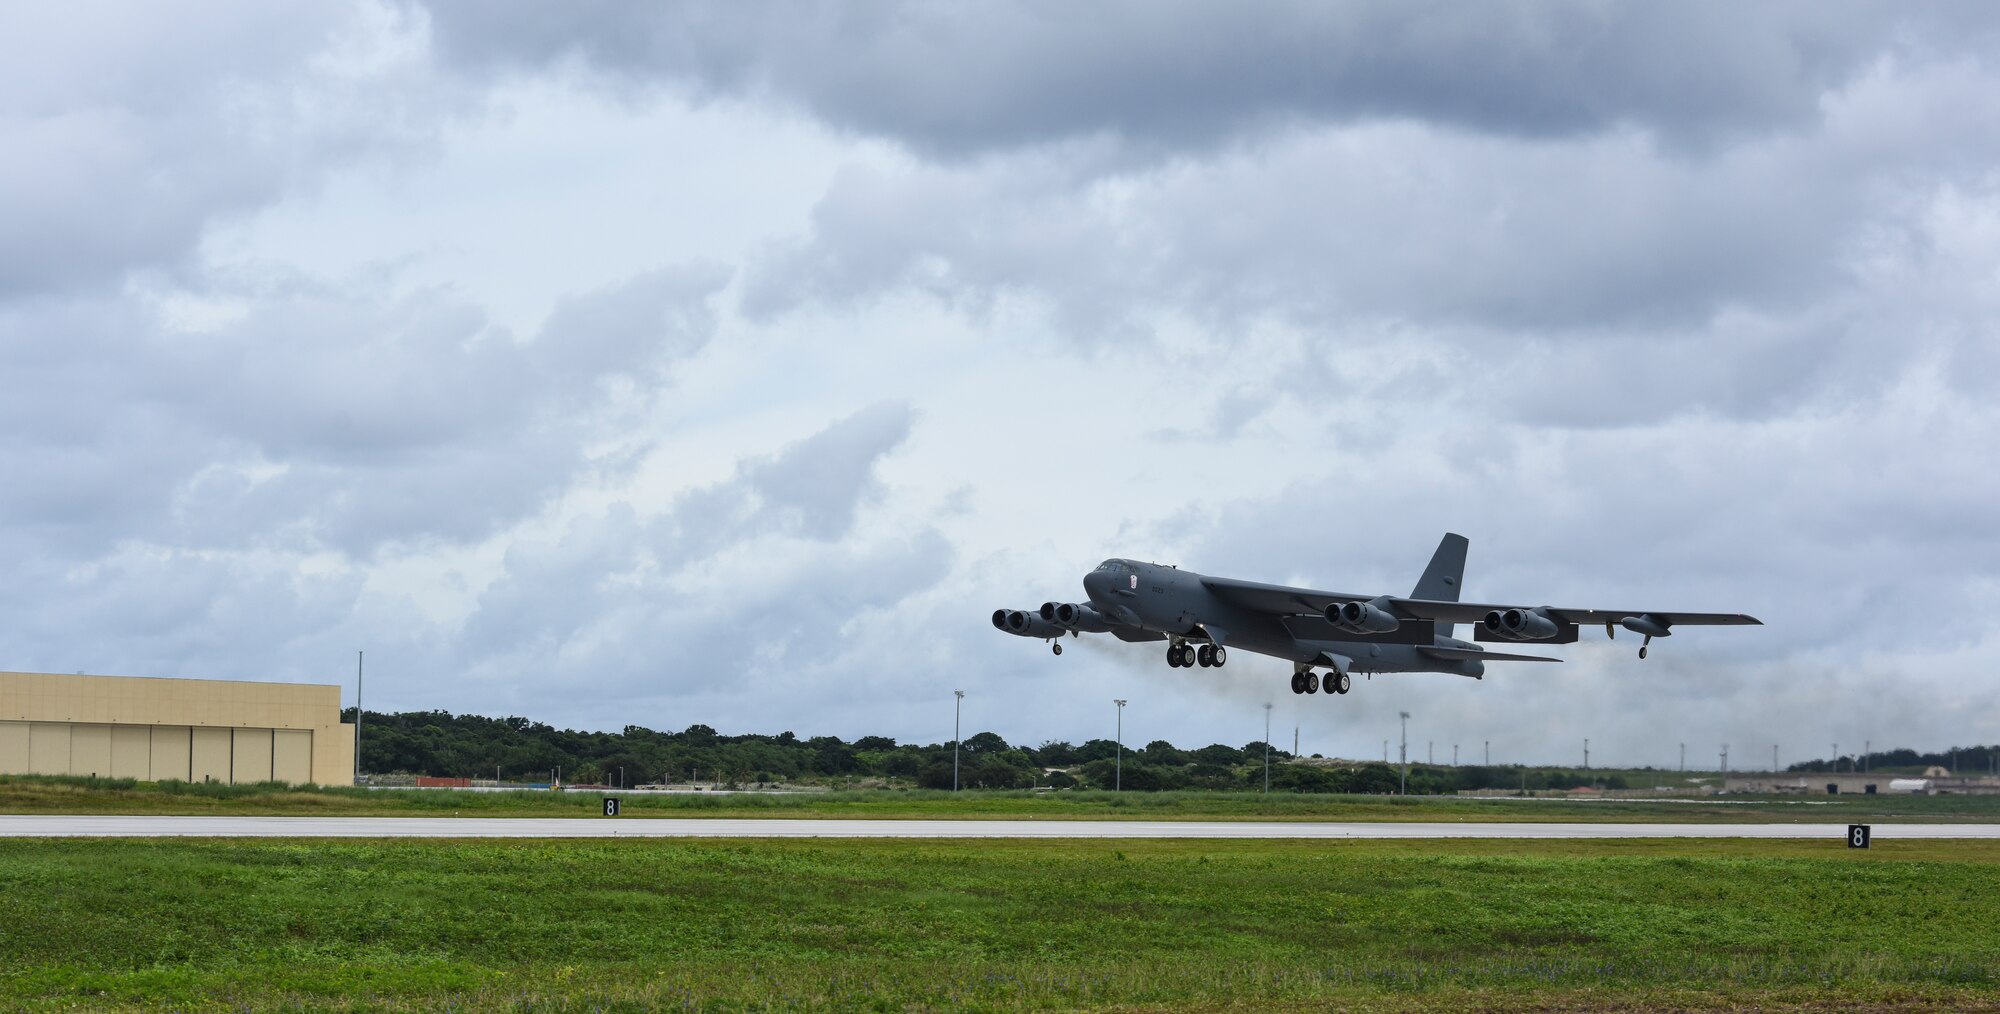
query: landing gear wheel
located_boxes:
[1052,643,1062,656]
[1639,635,1652,660]
[1305,671,1321,694]
[1333,672,1351,695]
[1290,672,1305,694]
[1197,644,1215,667]
[1211,646,1226,667]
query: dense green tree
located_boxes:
[961,731,1010,754]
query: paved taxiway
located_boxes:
[3,816,1998,839]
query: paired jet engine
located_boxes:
[1483,607,1560,640]
[1324,598,1400,634]
[992,608,1064,638]
[1040,601,1113,633]
[990,602,1112,639]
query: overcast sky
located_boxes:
[5,2,1998,767]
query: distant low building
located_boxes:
[1724,771,2000,796]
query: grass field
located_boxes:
[8,773,2000,824]
[1,836,1996,1011]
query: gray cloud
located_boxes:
[418,1,1986,157]
[743,61,2000,339]
[0,3,457,297]
[449,403,941,721]
[0,264,725,563]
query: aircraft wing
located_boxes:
[1392,599,1762,627]
[1205,577,1759,628]
[1201,577,1370,615]
[1417,645,1562,663]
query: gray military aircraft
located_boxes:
[993,533,1759,696]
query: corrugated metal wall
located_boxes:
[0,720,312,784]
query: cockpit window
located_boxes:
[1097,560,1132,575]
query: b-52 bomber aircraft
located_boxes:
[992,533,1759,696]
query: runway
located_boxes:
[3,816,1998,839]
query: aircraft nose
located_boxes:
[1082,570,1108,602]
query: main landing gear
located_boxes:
[1166,642,1227,668]
[1291,669,1351,696]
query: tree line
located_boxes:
[342,709,1700,793]
[1786,744,2000,776]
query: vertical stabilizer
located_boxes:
[1412,533,1469,614]
[1412,532,1468,639]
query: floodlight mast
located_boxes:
[353,650,363,786]
[1114,699,1127,792]
[952,690,965,791]
[1263,704,1273,793]
[1399,712,1410,795]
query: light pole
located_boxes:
[1114,699,1127,792]
[1772,745,1777,773]
[1399,712,1410,795]
[1680,742,1685,772]
[1584,738,1590,770]
[1453,744,1458,767]
[1721,744,1729,777]
[1832,743,1838,774]
[953,690,965,791]
[1263,704,1273,793]
[353,650,363,785]
[1484,741,1489,767]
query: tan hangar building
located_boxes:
[0,670,355,786]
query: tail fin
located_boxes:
[1412,533,1468,602]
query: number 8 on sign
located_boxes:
[1847,824,1869,848]
[603,797,620,817]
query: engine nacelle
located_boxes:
[1047,601,1112,633]
[1620,613,1671,638]
[995,608,1064,638]
[1499,606,1560,640]
[1326,599,1400,633]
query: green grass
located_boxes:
[7,772,2000,823]
[1,837,1996,1010]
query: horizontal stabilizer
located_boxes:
[1418,645,1561,663]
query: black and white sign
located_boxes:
[1847,823,1870,848]
[602,797,621,817]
